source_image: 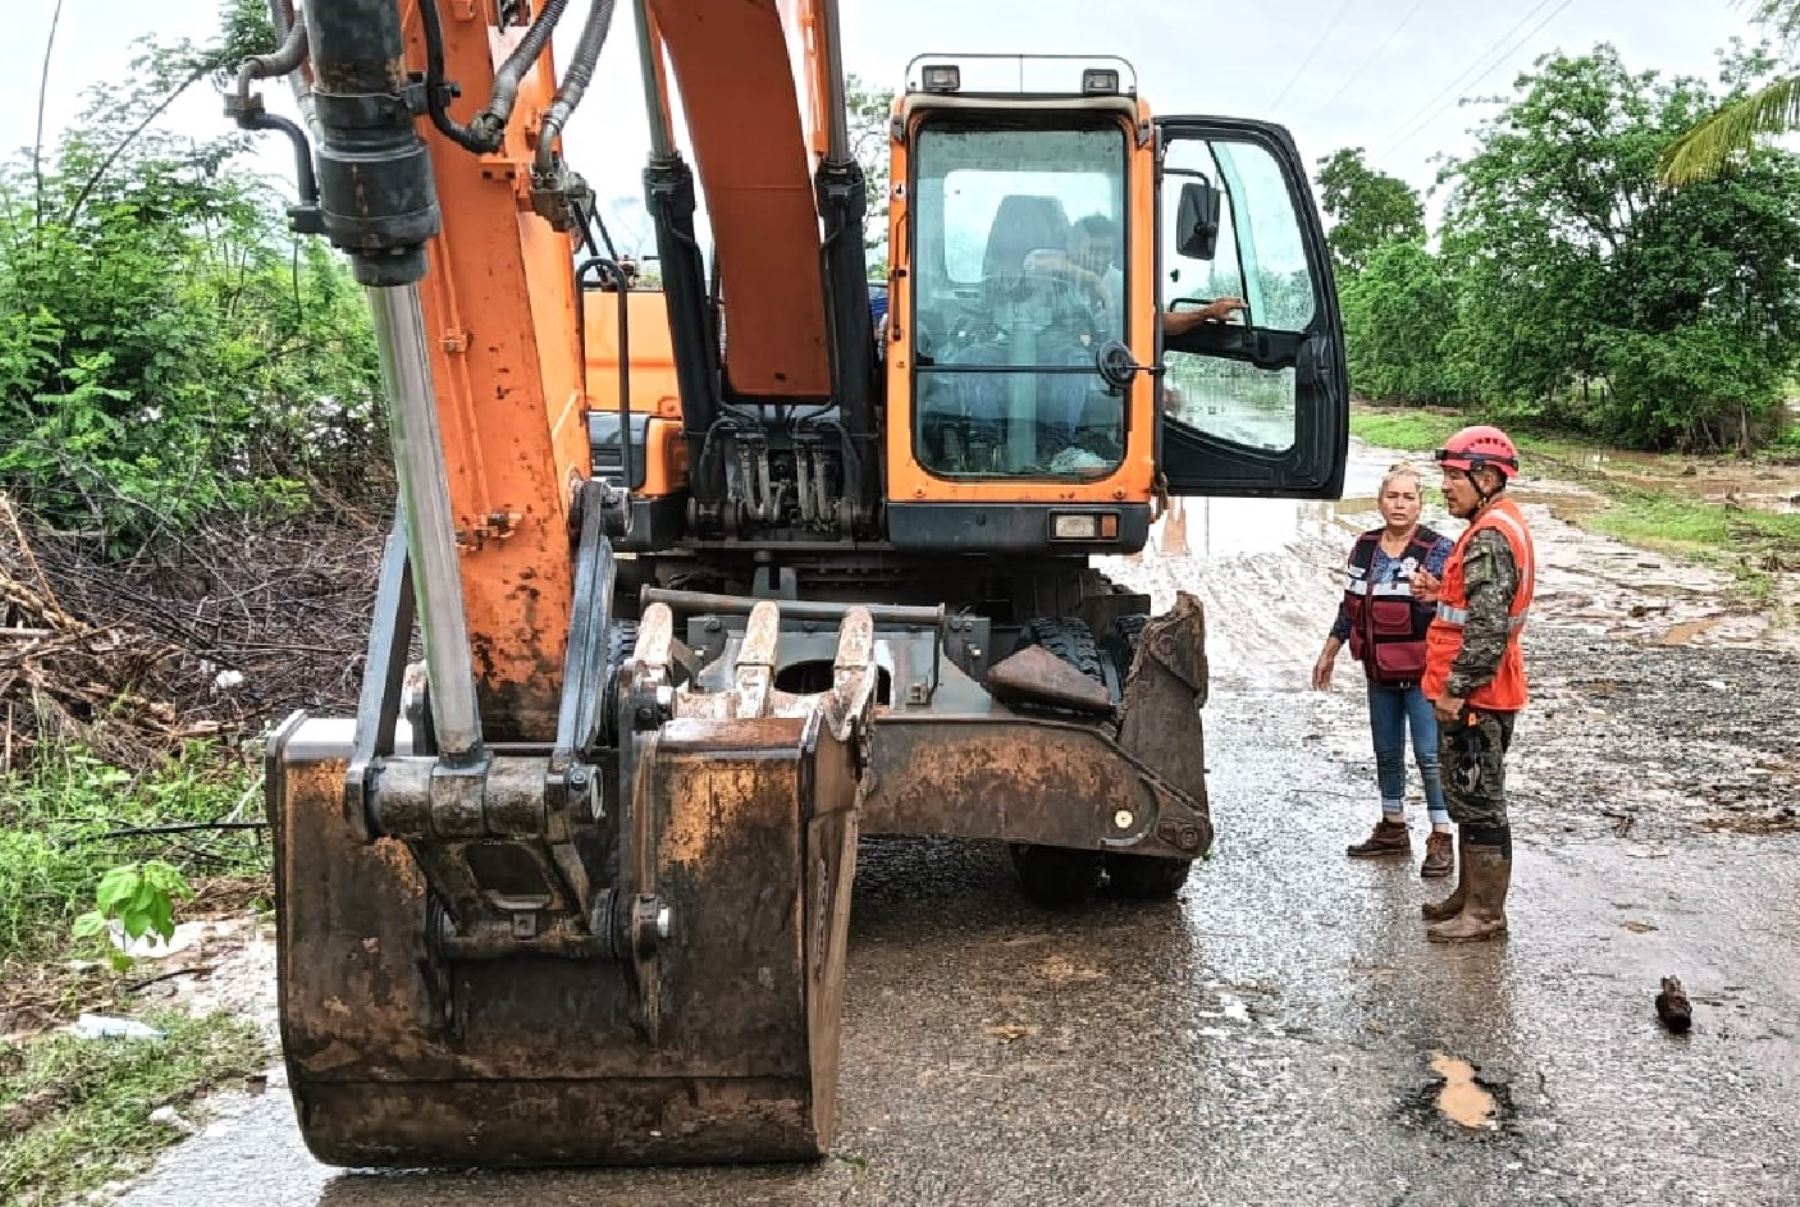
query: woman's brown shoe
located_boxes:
[1420,831,1454,878]
[1346,818,1410,857]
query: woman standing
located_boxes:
[1312,464,1457,877]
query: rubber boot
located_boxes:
[1347,818,1409,858]
[1426,843,1510,943]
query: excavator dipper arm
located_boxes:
[244,0,883,1166]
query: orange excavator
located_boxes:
[236,0,1347,1167]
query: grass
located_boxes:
[0,1011,268,1205]
[0,739,267,970]
[1350,403,1800,611]
[1349,406,1624,476]
[1347,408,1467,455]
[1585,489,1800,589]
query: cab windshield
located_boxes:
[910,123,1128,479]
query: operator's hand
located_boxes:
[1196,296,1248,323]
[1164,298,1248,338]
[1311,650,1337,691]
[1410,568,1442,603]
[1434,694,1466,724]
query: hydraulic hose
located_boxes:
[230,9,319,215]
[535,0,617,176]
[421,0,570,154]
[235,6,308,101]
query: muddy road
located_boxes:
[124,444,1800,1206]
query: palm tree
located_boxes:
[1661,1,1800,185]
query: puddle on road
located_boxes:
[1429,1053,1499,1130]
[1660,617,1727,646]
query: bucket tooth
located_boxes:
[729,600,781,718]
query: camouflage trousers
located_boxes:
[1440,709,1517,834]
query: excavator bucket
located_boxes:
[267,600,877,1166]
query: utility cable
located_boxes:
[1268,0,1362,112]
[1379,0,1576,159]
[1313,0,1430,113]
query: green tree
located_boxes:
[1314,147,1426,276]
[1340,241,1467,404]
[1662,2,1800,185]
[844,73,895,275]
[1439,45,1800,450]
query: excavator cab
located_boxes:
[242,4,1345,1171]
[887,56,1347,557]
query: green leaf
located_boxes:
[95,865,142,912]
[1661,74,1800,186]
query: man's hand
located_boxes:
[1164,297,1249,337]
[1411,568,1442,603]
[1434,694,1466,724]
[1196,296,1248,323]
[1311,650,1337,691]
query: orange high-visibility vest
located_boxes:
[1422,495,1537,710]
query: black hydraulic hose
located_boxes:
[235,7,308,100]
[230,11,318,211]
[419,0,487,152]
[421,0,570,154]
[473,0,571,146]
[535,0,616,176]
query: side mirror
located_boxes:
[1176,180,1220,260]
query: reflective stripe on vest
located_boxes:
[1344,579,1414,598]
[1436,601,1528,630]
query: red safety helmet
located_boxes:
[1434,425,1519,480]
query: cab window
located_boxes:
[1161,138,1318,452]
[910,123,1128,480]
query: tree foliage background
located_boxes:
[1,1,383,554]
[1322,41,1800,453]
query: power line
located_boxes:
[1268,0,1362,112]
[1378,0,1576,160]
[1314,0,1430,114]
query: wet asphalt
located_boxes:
[124,687,1800,1206]
[124,452,1800,1206]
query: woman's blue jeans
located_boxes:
[1366,681,1450,824]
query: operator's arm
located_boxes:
[1163,297,1247,337]
[1446,528,1518,698]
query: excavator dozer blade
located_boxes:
[267,603,876,1167]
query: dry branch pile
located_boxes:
[0,492,386,771]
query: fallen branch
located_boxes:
[125,965,215,993]
[101,821,269,839]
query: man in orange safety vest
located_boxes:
[1408,425,1536,944]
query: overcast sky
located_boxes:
[0,0,1769,253]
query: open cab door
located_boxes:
[1154,117,1348,498]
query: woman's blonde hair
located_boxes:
[1379,462,1424,496]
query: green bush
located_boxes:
[0,3,382,554]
